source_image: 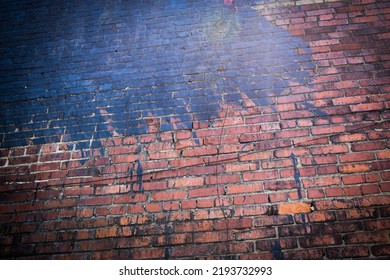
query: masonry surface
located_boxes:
[0,0,389,259]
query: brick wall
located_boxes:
[0,0,389,259]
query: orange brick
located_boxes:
[278,202,312,215]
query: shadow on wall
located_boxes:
[0,0,323,150]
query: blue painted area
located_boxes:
[0,0,322,149]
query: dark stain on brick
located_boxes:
[271,240,284,260]
[164,209,173,260]
[290,152,313,239]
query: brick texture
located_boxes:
[0,0,389,259]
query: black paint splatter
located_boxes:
[32,182,40,205]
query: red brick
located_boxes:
[182,147,217,157]
[372,245,390,256]
[334,80,359,89]
[235,228,276,241]
[145,203,162,212]
[79,196,112,206]
[281,111,314,119]
[170,177,204,188]
[300,234,342,248]
[256,238,297,251]
[342,174,365,185]
[214,218,252,230]
[330,43,361,51]
[225,163,258,172]
[193,231,233,243]
[362,185,380,195]
[297,212,336,223]
[317,165,338,175]
[187,165,223,176]
[264,180,296,191]
[205,174,240,185]
[308,189,325,200]
[301,155,337,165]
[269,192,288,203]
[368,131,390,140]
[113,193,148,204]
[151,191,187,201]
[253,215,294,227]
[357,196,390,207]
[303,176,340,188]
[233,194,268,205]
[188,186,224,198]
[149,150,180,160]
[311,145,349,155]
[117,237,151,248]
[262,159,293,169]
[326,246,369,259]
[371,161,390,171]
[175,139,201,150]
[339,164,371,173]
[350,102,384,112]
[176,130,191,140]
[351,141,387,152]
[377,150,390,159]
[325,187,344,197]
[311,125,345,135]
[246,114,279,124]
[143,181,167,191]
[351,16,378,23]
[340,152,375,163]
[197,199,214,208]
[132,248,165,259]
[255,139,291,151]
[344,231,388,244]
[226,183,263,194]
[95,227,118,238]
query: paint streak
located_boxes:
[271,240,283,260]
[291,152,312,239]
[300,213,309,240]
[164,209,172,260]
[127,160,143,193]
[192,131,200,145]
[32,182,40,205]
[290,152,303,200]
[136,160,143,192]
[127,166,133,190]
